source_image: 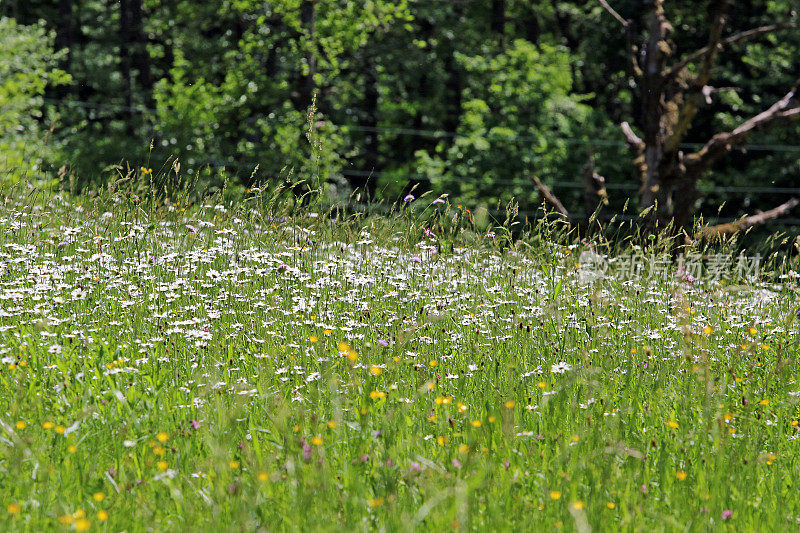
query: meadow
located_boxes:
[0,183,798,531]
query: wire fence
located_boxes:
[37,96,800,226]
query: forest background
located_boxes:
[2,0,799,231]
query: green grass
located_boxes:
[0,184,799,531]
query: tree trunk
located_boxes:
[128,0,153,106]
[491,0,505,45]
[598,0,799,233]
[299,0,317,110]
[119,0,134,134]
[54,0,73,100]
[359,58,379,200]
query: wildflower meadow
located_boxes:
[0,184,799,531]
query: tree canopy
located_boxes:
[2,1,799,228]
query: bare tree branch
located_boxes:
[598,0,628,27]
[664,0,729,152]
[685,82,800,172]
[620,122,648,188]
[695,198,799,240]
[665,22,795,81]
[620,121,643,146]
[531,175,570,217]
[598,1,643,77]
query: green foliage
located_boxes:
[415,41,591,212]
[0,18,69,184]
[2,0,799,223]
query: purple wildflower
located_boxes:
[404,194,415,202]
[721,510,733,521]
[190,420,200,429]
[432,197,445,205]
[451,458,462,469]
[377,339,389,347]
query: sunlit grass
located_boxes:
[0,183,798,531]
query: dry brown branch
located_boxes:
[531,175,570,217]
[664,22,795,81]
[685,82,800,172]
[695,198,799,240]
[598,0,629,27]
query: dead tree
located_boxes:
[599,0,799,234]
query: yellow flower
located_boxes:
[58,514,74,525]
[323,329,333,336]
[153,446,166,456]
[436,436,449,446]
[157,432,169,442]
[309,336,318,343]
[703,326,714,335]
[606,502,616,509]
[67,445,77,453]
[338,342,350,352]
[488,416,496,423]
[724,413,734,422]
[55,425,66,435]
[97,510,109,521]
[676,471,687,480]
[427,414,436,422]
[458,444,469,454]
[311,436,323,446]
[258,471,269,482]
[75,518,91,532]
[749,328,757,335]
[368,497,385,508]
[229,460,240,469]
[435,396,444,405]
[346,350,359,362]
[759,399,769,406]
[15,421,25,430]
[429,360,438,367]
[92,492,104,502]
[667,420,679,429]
[42,421,54,429]
[7,503,20,515]
[457,402,467,413]
[369,365,383,376]
[471,420,482,428]
[549,491,561,500]
[572,501,585,510]
[537,381,547,389]
[369,390,386,400]
[157,461,168,470]
[504,400,515,409]
[327,420,337,429]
